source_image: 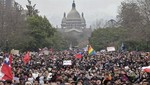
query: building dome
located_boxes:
[61,0,86,29]
[67,1,81,19]
[67,9,80,19]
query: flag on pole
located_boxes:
[121,42,125,51]
[0,54,13,81]
[23,52,30,64]
[88,45,96,55]
[9,54,12,66]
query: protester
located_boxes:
[0,48,150,85]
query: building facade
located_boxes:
[0,0,14,8]
[59,1,92,47]
[61,1,86,32]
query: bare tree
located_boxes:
[118,1,143,29]
[92,19,106,29]
[0,0,28,50]
[136,0,150,25]
[136,0,150,48]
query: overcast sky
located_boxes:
[15,0,124,27]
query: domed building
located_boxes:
[59,0,92,47]
[61,0,86,31]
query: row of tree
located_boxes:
[0,0,68,52]
[89,0,150,51]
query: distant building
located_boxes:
[0,0,14,9]
[61,1,86,31]
[0,0,27,18]
[104,19,119,28]
[58,1,92,47]
[0,0,25,12]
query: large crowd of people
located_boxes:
[0,49,150,85]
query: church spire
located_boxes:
[82,12,84,17]
[64,12,66,17]
[72,0,76,9]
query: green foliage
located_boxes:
[89,27,127,51]
[26,15,54,51]
[0,0,73,52]
[48,32,69,50]
[89,27,150,51]
[124,40,150,51]
[24,15,68,51]
[89,0,150,52]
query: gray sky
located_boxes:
[15,0,124,27]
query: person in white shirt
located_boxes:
[32,70,39,79]
[28,73,34,84]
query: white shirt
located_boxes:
[39,76,44,85]
[28,77,34,83]
[32,73,39,79]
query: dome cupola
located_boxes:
[67,0,81,19]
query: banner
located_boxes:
[11,49,19,55]
[30,52,36,56]
[43,50,49,55]
[63,60,72,65]
[107,47,116,52]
